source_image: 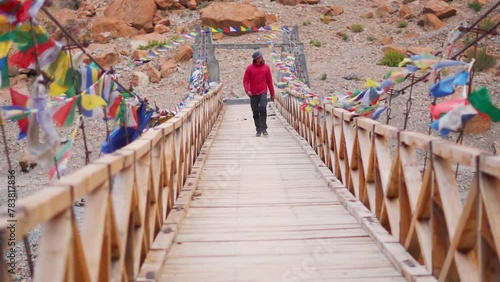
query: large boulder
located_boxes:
[154,24,170,34]
[174,45,193,62]
[322,5,344,16]
[130,33,166,51]
[51,8,77,26]
[155,0,174,10]
[132,49,151,60]
[179,0,197,10]
[330,5,344,16]
[380,36,393,45]
[419,13,445,30]
[146,64,161,83]
[378,4,398,15]
[371,0,398,15]
[131,72,150,88]
[400,4,415,19]
[84,44,120,70]
[159,58,177,78]
[91,18,138,43]
[200,3,266,32]
[423,0,457,19]
[265,13,278,24]
[51,18,91,43]
[104,0,157,30]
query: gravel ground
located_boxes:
[0,0,499,280]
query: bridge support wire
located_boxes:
[281,25,310,87]
[192,29,220,87]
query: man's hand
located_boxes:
[270,96,275,102]
[246,91,251,97]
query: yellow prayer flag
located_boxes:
[49,83,68,96]
[210,27,218,33]
[398,58,413,68]
[18,22,47,35]
[81,93,107,110]
[364,78,380,88]
[0,41,12,57]
[47,51,71,96]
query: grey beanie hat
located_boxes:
[252,51,263,60]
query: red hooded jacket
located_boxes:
[243,62,275,98]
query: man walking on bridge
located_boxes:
[243,51,275,137]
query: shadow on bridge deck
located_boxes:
[158,104,408,282]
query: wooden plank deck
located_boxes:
[159,104,407,282]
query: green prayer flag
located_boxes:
[11,23,50,52]
[468,87,500,122]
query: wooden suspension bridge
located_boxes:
[0,84,499,282]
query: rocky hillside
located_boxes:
[0,0,499,280]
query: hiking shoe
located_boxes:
[256,132,261,137]
[262,130,268,136]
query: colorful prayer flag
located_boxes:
[53,96,79,127]
[364,78,380,88]
[49,122,79,180]
[431,60,467,71]
[431,104,477,136]
[429,71,468,98]
[0,105,32,121]
[468,87,500,122]
[81,93,107,111]
[11,22,50,52]
[429,98,467,120]
[0,0,45,25]
[45,50,72,96]
[0,30,12,88]
[9,22,61,72]
[9,39,61,69]
[9,88,29,139]
[0,56,9,88]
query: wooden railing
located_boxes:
[0,85,223,282]
[275,92,500,282]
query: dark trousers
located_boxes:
[250,94,267,132]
